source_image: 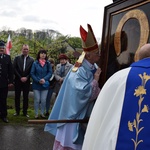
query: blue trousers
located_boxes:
[33,90,48,115]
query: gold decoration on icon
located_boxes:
[114,9,149,61]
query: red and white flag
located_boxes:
[5,34,12,55]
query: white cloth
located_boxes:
[54,123,82,150]
[82,67,131,150]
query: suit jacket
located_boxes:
[13,54,34,81]
[0,54,13,88]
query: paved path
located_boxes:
[2,91,56,150]
[0,124,55,150]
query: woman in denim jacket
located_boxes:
[30,49,52,119]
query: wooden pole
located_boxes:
[28,119,89,124]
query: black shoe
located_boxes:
[13,113,19,116]
[45,112,49,116]
[23,114,29,118]
[2,117,9,123]
[40,114,46,118]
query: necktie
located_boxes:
[23,56,26,71]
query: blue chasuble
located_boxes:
[116,58,150,150]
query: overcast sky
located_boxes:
[0,0,112,42]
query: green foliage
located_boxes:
[0,28,82,63]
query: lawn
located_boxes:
[3,91,50,125]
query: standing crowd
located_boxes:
[0,24,102,150]
[0,40,73,123]
[1,23,148,150]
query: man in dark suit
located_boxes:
[0,40,13,123]
[13,44,34,117]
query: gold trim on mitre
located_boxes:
[72,51,85,72]
[72,24,98,72]
[81,24,98,52]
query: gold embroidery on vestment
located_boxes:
[128,72,150,150]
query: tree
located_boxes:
[0,27,82,64]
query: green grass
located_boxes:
[3,92,49,126]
